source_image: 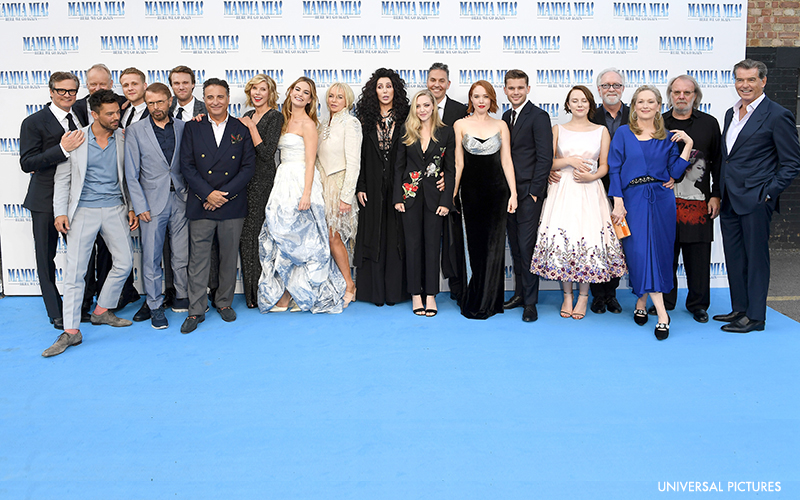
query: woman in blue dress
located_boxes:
[608,86,693,340]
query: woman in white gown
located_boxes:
[258,76,346,314]
[530,85,627,320]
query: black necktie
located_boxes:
[66,113,77,131]
[125,109,135,127]
[510,110,517,130]
[175,107,184,120]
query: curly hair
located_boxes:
[355,68,410,131]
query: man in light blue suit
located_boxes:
[45,90,139,357]
[125,83,189,330]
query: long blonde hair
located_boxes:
[402,89,443,146]
[281,76,319,134]
[629,85,666,140]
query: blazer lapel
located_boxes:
[212,120,235,162]
[511,102,532,145]
[45,107,67,141]
[728,99,769,158]
[144,120,169,165]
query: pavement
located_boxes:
[768,247,800,322]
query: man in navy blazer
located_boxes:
[501,69,554,322]
[180,78,255,333]
[125,82,189,330]
[715,59,800,333]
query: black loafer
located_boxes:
[522,305,538,322]
[503,295,524,310]
[180,315,205,334]
[133,302,151,322]
[692,309,709,323]
[721,316,765,334]
[634,309,648,326]
[713,311,745,323]
[647,305,657,316]
[655,318,670,340]
[605,297,622,314]
[218,306,237,322]
[80,311,92,323]
[590,298,606,314]
[52,317,63,330]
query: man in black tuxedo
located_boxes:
[73,63,127,126]
[19,72,85,330]
[427,62,469,302]
[501,69,553,322]
[179,78,255,333]
[715,59,800,333]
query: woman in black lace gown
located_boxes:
[239,74,283,308]
[353,68,411,306]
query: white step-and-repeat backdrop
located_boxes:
[0,0,746,296]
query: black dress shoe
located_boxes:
[605,297,622,314]
[80,311,92,323]
[647,305,657,315]
[713,311,745,323]
[133,302,151,322]
[52,317,63,330]
[504,295,524,310]
[590,298,606,314]
[721,316,765,333]
[522,304,538,322]
[692,309,709,323]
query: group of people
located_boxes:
[18,58,800,357]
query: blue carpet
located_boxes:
[1,288,797,499]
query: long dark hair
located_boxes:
[355,68,410,131]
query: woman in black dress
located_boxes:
[238,74,283,308]
[453,80,518,319]
[353,68,410,306]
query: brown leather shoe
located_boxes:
[42,332,82,357]
[90,310,132,327]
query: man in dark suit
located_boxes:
[501,69,553,322]
[715,59,800,333]
[19,72,85,330]
[427,62,469,302]
[168,65,207,121]
[588,68,630,315]
[179,78,255,333]
[73,63,127,126]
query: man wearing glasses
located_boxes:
[658,75,721,324]
[19,72,85,331]
[124,83,189,330]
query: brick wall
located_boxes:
[747,2,800,247]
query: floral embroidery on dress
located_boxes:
[425,147,446,178]
[402,171,421,200]
[530,223,627,283]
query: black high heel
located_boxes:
[655,317,671,340]
[633,308,648,326]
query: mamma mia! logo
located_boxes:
[26,103,45,115]
[225,69,285,86]
[623,69,669,86]
[687,3,742,21]
[22,36,78,55]
[1,2,49,20]
[4,203,30,221]
[686,68,735,88]
[613,2,668,20]
[181,35,239,54]
[0,137,20,155]
[423,35,481,54]
[144,1,203,19]
[503,35,560,54]
[147,68,206,85]
[537,1,594,19]
[302,69,362,87]
[459,69,507,88]
[67,1,125,19]
[381,1,440,19]
[100,35,158,55]
[396,69,429,88]
[460,1,517,20]
[342,35,400,54]
[262,35,320,54]
[0,70,51,89]
[224,0,282,19]
[659,36,713,55]
[581,36,638,54]
[535,69,594,88]
[302,1,361,19]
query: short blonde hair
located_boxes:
[244,74,278,109]
[327,82,355,112]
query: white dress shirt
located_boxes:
[437,95,449,120]
[49,104,76,157]
[122,101,147,126]
[726,93,766,154]
[174,97,197,121]
[209,114,229,147]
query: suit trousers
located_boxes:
[506,194,543,305]
[62,205,133,329]
[141,192,189,310]
[95,236,138,308]
[665,239,711,312]
[402,199,444,296]
[720,197,774,322]
[30,210,62,320]
[187,218,244,316]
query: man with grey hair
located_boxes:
[73,64,127,126]
[714,58,800,333]
[656,74,722,323]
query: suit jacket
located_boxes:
[169,97,207,119]
[501,101,553,200]
[53,125,130,222]
[19,104,76,213]
[180,116,256,220]
[393,125,455,211]
[721,96,800,215]
[73,92,127,126]
[590,103,630,133]
[442,97,468,127]
[124,117,187,217]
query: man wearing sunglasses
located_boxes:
[19,72,86,331]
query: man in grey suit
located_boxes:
[125,83,189,330]
[44,90,139,357]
